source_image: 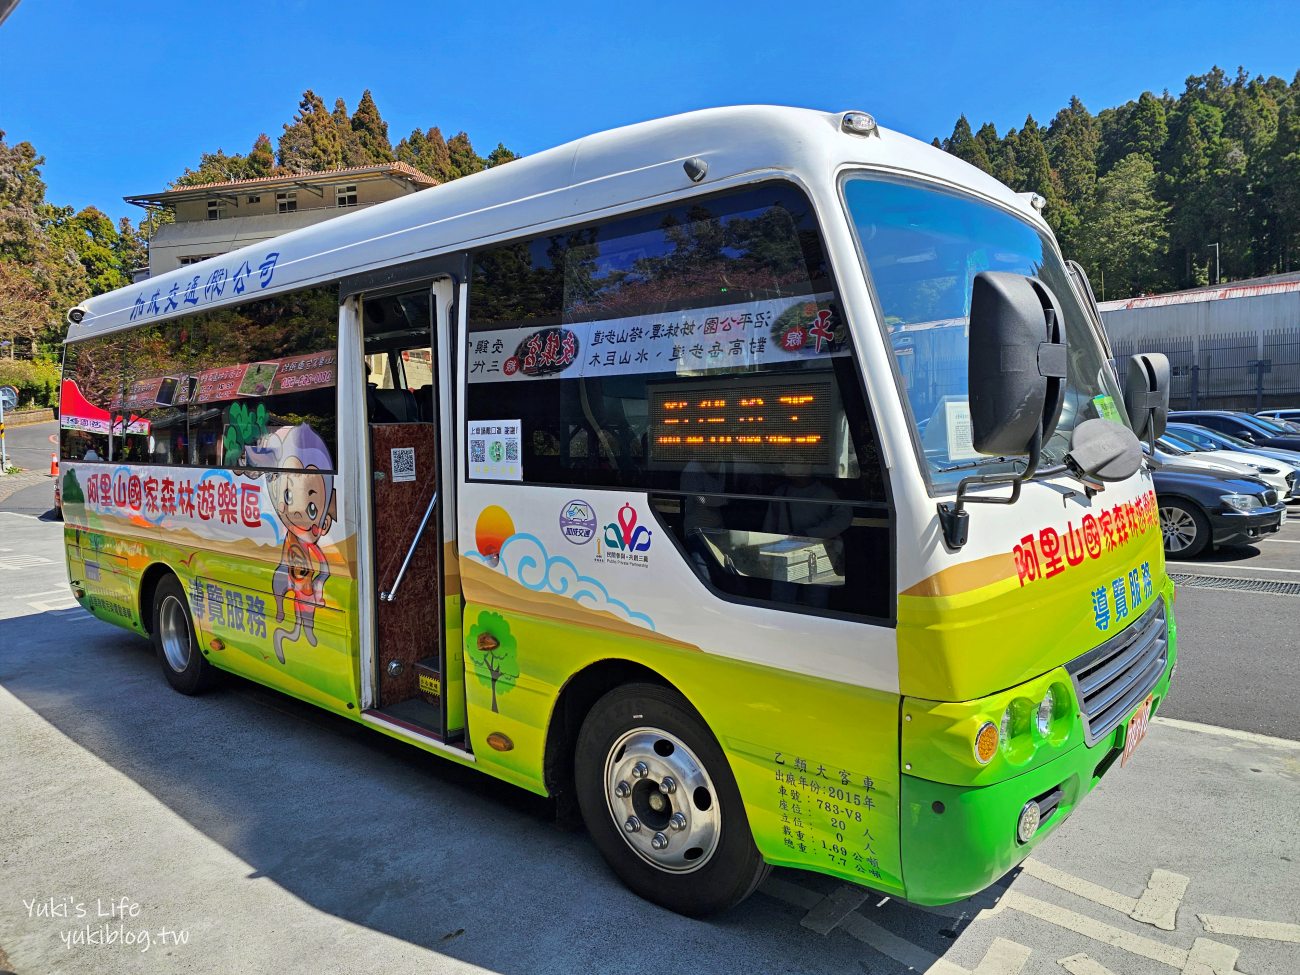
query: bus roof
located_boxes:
[69,105,1043,341]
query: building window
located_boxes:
[247,195,261,204]
[178,255,218,266]
[336,185,358,208]
[206,201,225,221]
[277,191,297,214]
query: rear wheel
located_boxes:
[574,682,768,917]
[151,575,216,694]
[1159,499,1210,559]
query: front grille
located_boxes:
[1065,598,1168,746]
[1264,489,1279,505]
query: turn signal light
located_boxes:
[974,721,1000,764]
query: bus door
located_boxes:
[362,279,464,740]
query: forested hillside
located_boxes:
[936,66,1300,299]
[3,67,1299,392]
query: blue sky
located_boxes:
[3,0,1299,224]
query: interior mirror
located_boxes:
[1066,418,1143,484]
[1122,353,1170,444]
[968,271,1067,456]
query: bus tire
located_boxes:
[151,575,216,695]
[574,682,769,917]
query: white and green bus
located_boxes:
[60,106,1174,916]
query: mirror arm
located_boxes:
[937,431,1042,550]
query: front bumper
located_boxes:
[898,598,1178,906]
[1210,504,1284,547]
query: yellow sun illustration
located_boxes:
[474,505,515,559]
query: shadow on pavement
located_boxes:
[0,604,987,975]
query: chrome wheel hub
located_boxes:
[159,594,192,673]
[604,728,720,873]
[1160,506,1197,553]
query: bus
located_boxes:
[58,106,1175,917]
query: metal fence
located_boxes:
[1111,329,1300,412]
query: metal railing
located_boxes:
[1112,328,1300,411]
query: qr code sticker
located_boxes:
[390,446,416,483]
[505,440,519,462]
[470,439,486,463]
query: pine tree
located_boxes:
[351,90,394,164]
[486,143,518,167]
[943,116,992,174]
[447,132,484,178]
[247,133,276,178]
[279,90,344,172]
[395,126,453,181]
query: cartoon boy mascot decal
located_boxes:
[251,424,337,663]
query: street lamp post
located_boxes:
[1208,242,1221,286]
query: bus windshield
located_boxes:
[843,176,1127,491]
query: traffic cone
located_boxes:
[50,453,58,477]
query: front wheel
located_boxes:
[1159,499,1210,559]
[574,682,769,917]
[151,575,217,694]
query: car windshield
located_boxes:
[1252,414,1300,434]
[843,175,1127,491]
[1160,432,1202,453]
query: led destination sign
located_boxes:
[648,372,837,471]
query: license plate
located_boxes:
[1121,694,1154,767]
[1281,507,1288,525]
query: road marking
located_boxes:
[1265,538,1300,543]
[1130,869,1189,931]
[1153,716,1300,750]
[800,883,869,934]
[1020,858,1138,914]
[1184,937,1241,975]
[1058,955,1118,975]
[1002,890,1187,968]
[970,937,1031,974]
[1198,914,1300,942]
[0,554,53,570]
[1176,563,1300,575]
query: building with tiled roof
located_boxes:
[126,162,439,279]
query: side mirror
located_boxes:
[937,273,1068,551]
[1066,418,1143,484]
[1122,353,1170,444]
[968,272,1067,455]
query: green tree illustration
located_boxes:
[61,468,84,508]
[466,612,518,713]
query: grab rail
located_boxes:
[380,490,438,602]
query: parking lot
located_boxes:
[2,429,1299,975]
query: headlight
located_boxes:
[1221,493,1262,512]
[1036,688,1055,736]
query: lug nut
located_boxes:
[651,832,669,850]
[624,816,641,833]
[669,812,687,831]
[631,761,649,779]
[659,776,677,795]
[614,781,630,798]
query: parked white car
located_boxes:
[1157,434,1296,498]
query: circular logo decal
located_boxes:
[559,499,597,545]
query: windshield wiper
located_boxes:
[936,455,1023,474]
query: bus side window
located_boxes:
[466,180,893,622]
